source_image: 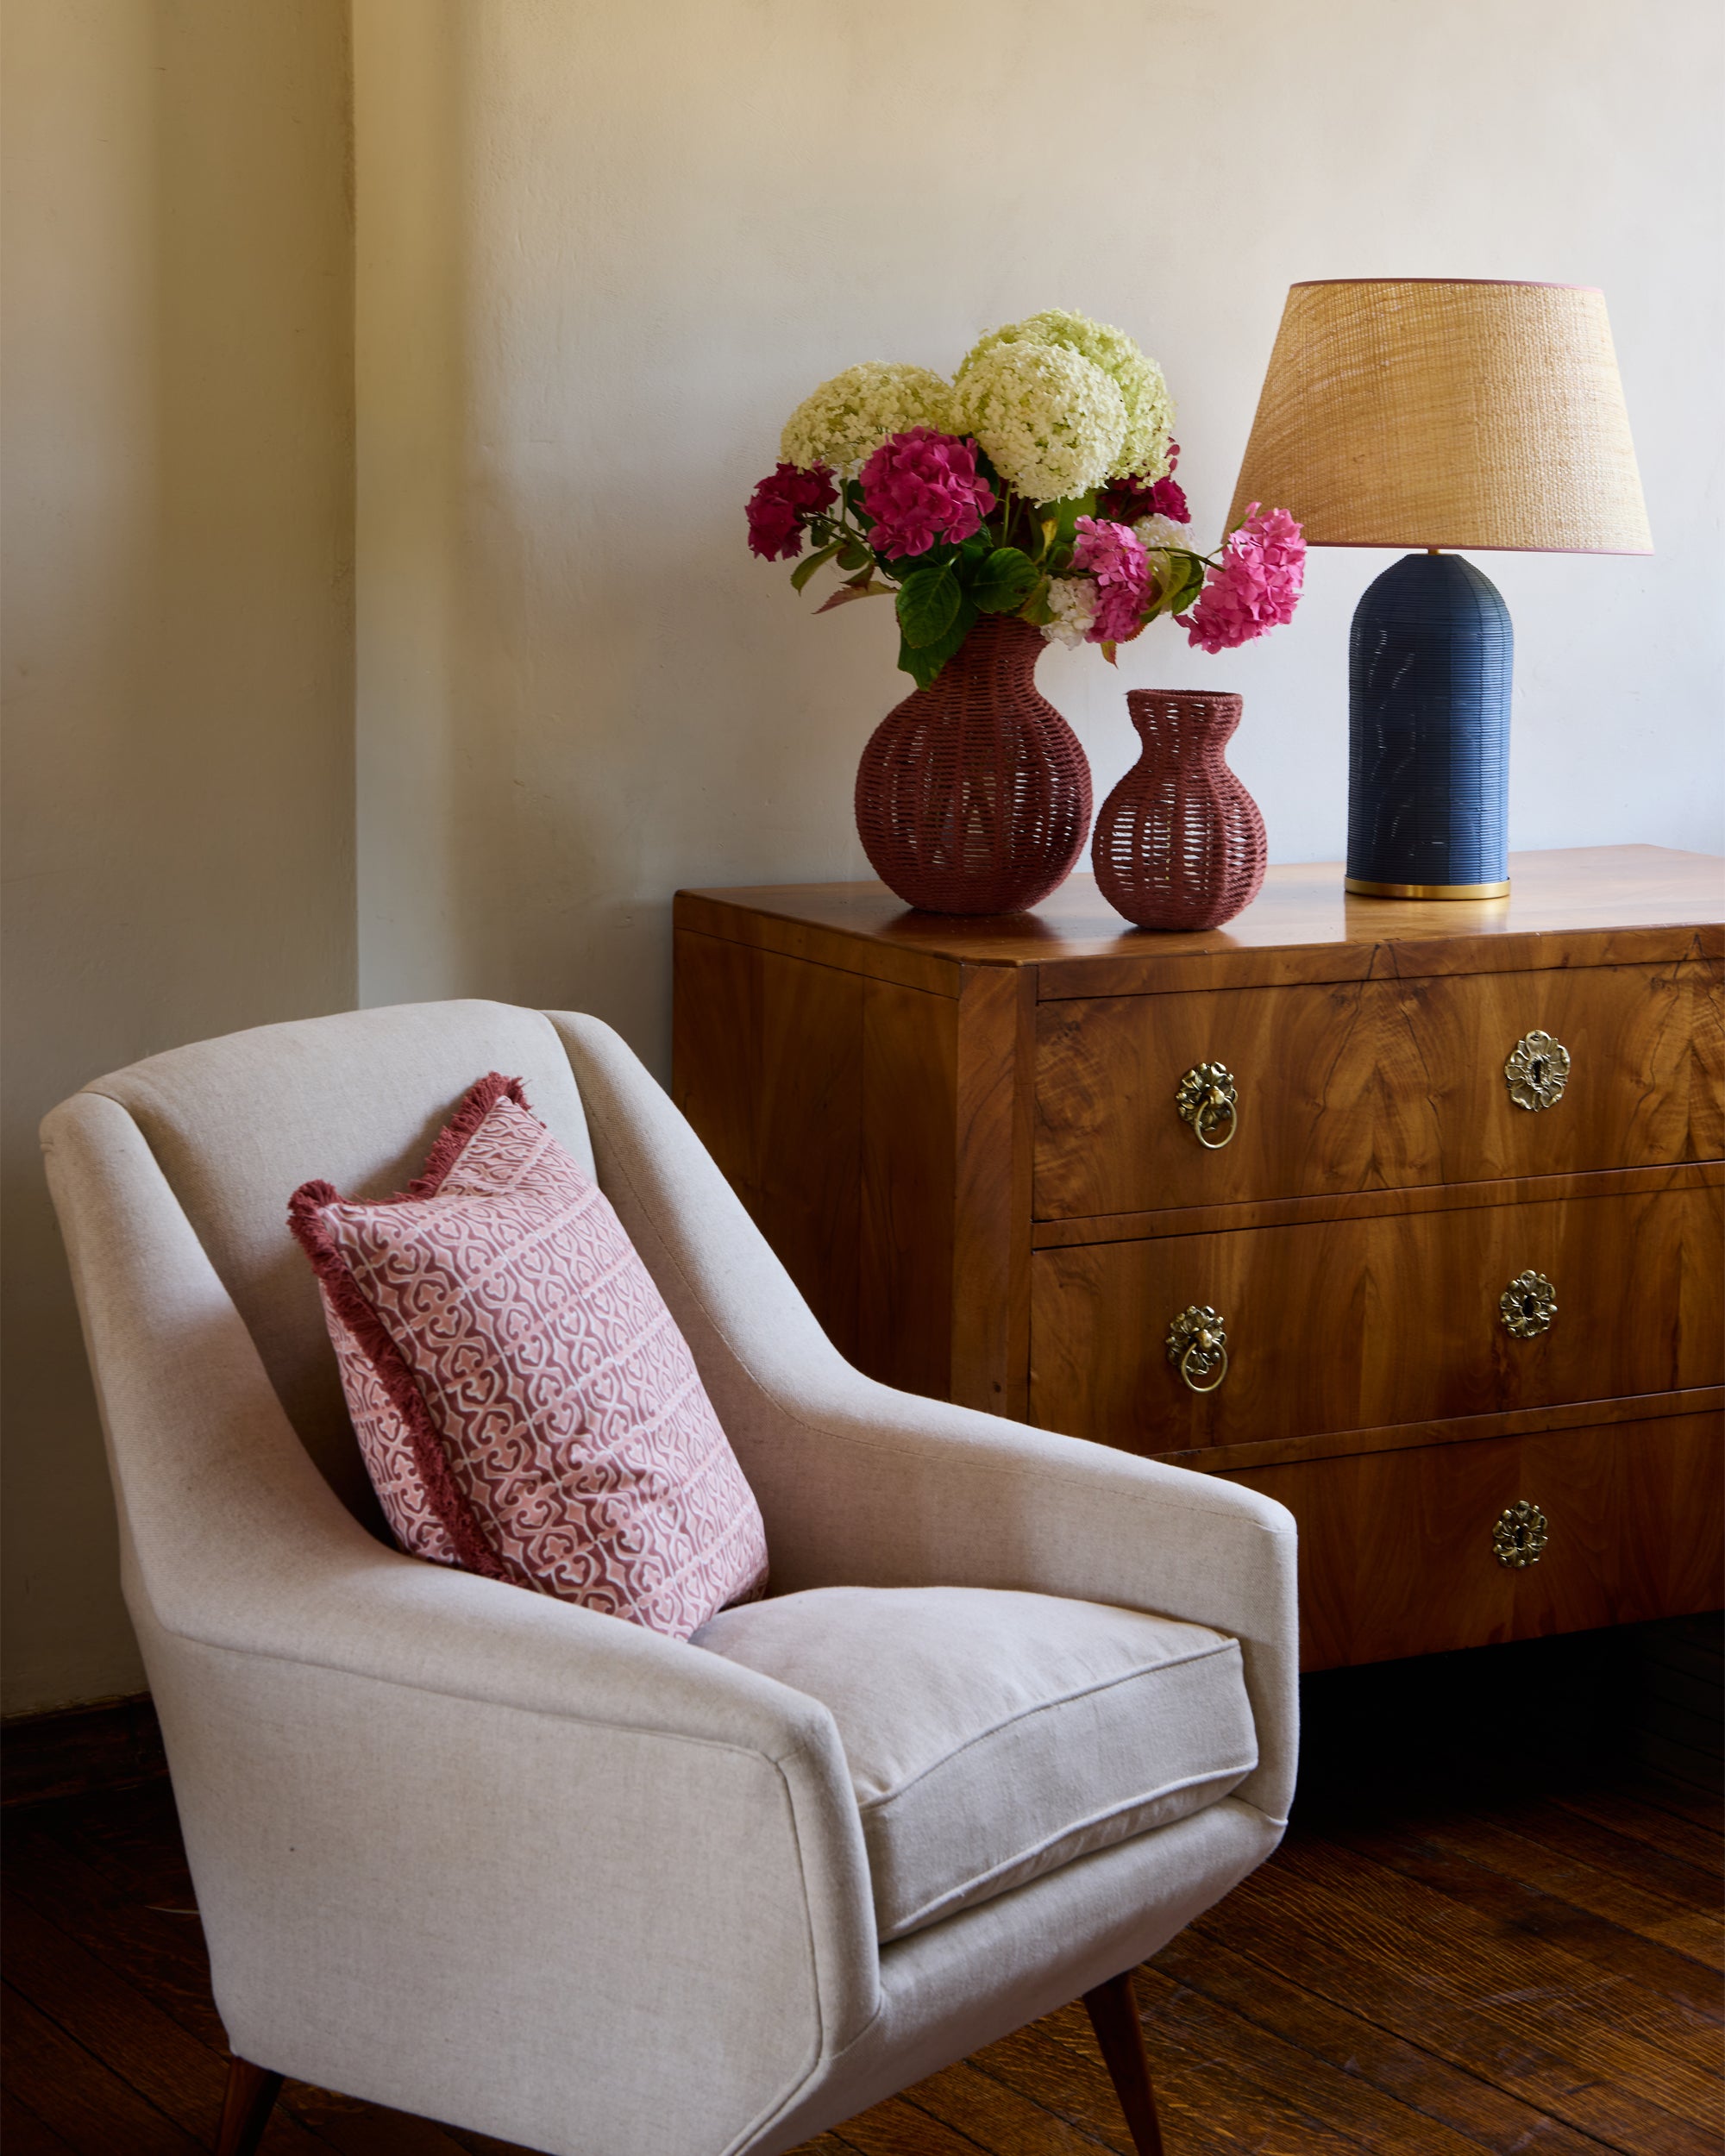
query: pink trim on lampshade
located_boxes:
[1289,277,1603,292]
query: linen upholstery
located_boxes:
[41,1000,1298,2156]
[83,1001,596,1519]
[695,1585,1257,1940]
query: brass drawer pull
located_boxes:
[1504,1030,1570,1112]
[1176,1062,1239,1150]
[1493,1500,1549,1569]
[1166,1305,1229,1393]
[1499,1269,1556,1338]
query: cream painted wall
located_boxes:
[2,0,355,1712]
[354,0,1723,1075]
[5,0,1719,1713]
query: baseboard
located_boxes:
[2,1693,166,1808]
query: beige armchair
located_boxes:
[42,1000,1297,2156]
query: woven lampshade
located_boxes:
[1226,279,1651,553]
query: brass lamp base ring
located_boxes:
[1345,875,1512,901]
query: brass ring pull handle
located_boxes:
[1499,1269,1557,1338]
[1176,1062,1239,1150]
[1166,1305,1229,1394]
[1505,1031,1571,1112]
[1493,1500,1549,1569]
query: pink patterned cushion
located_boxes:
[287,1073,768,1638]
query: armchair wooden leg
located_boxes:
[1083,1969,1166,2156]
[215,2057,283,2156]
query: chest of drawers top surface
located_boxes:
[675,844,1723,998]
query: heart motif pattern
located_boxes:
[290,1075,768,1638]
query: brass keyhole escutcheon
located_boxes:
[1493,1500,1549,1569]
[1499,1269,1557,1338]
[1166,1305,1229,1393]
[1176,1062,1239,1150]
[1505,1030,1571,1112]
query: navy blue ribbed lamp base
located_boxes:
[1346,552,1512,899]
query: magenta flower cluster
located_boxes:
[858,427,996,560]
[1177,505,1306,654]
[1098,442,1189,528]
[1071,516,1152,644]
[746,461,837,561]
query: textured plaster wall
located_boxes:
[354,0,1723,1072]
[1,0,355,1712]
[5,0,1720,1712]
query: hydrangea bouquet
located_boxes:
[747,310,1305,691]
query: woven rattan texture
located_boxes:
[1227,280,1651,554]
[855,614,1092,915]
[1093,690,1265,931]
[1348,552,1511,888]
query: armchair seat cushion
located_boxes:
[693,1584,1256,1943]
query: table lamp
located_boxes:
[1226,279,1651,898]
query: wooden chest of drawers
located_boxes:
[673,846,1724,1668]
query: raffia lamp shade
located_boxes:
[1226,279,1651,555]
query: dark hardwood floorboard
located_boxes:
[3,1621,1721,2154]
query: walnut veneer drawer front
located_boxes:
[677,852,1724,1670]
[1029,1181,1723,1451]
[1034,959,1724,1219]
[1220,1412,1724,1670]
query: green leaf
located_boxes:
[895,562,962,649]
[837,541,874,573]
[814,579,894,614]
[1038,491,1097,549]
[896,599,976,689]
[1162,554,1208,617]
[967,546,1039,616]
[790,539,843,593]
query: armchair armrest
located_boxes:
[555,1015,1298,1827]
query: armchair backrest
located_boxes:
[70,1000,597,1521]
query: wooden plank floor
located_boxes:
[3,1620,1720,2155]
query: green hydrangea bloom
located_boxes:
[961,310,1175,481]
[953,342,1126,505]
[780,363,957,477]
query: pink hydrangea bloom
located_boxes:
[858,427,996,560]
[1177,504,1306,653]
[1072,515,1151,643]
[746,461,837,561]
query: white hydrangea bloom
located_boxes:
[1041,576,1098,649]
[1132,513,1192,551]
[954,343,1126,505]
[780,363,957,476]
[963,310,1176,480]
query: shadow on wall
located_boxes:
[1,0,356,1713]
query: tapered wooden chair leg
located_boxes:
[1083,1969,1167,2156]
[216,2057,283,2156]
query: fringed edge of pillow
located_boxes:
[407,1071,533,1199]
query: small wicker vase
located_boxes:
[854,614,1092,915]
[1093,689,1266,931]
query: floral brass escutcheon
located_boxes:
[1175,1062,1239,1150]
[1500,1269,1557,1338]
[1493,1499,1549,1569]
[1166,1304,1229,1393]
[1504,1030,1571,1112]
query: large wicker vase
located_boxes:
[854,614,1092,915]
[1093,689,1266,931]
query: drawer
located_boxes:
[1220,1411,1724,1670]
[1028,1181,1722,1450]
[1034,958,1724,1219]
